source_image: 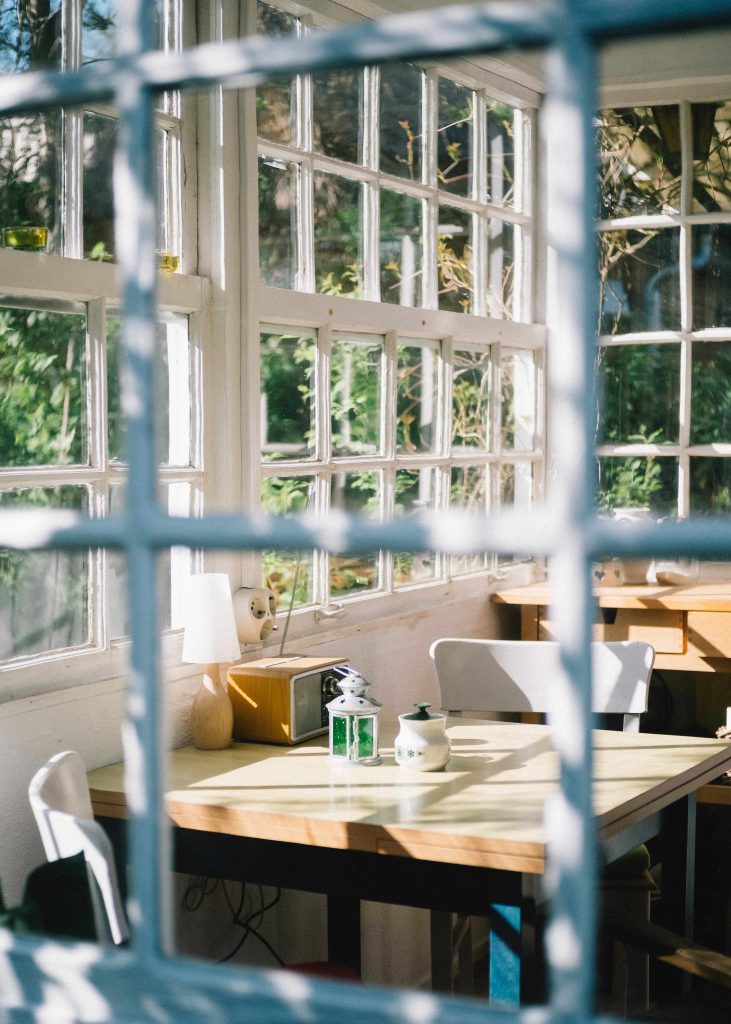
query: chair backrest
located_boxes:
[430,639,655,733]
[28,751,129,945]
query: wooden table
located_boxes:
[88,719,731,1004]
[491,582,731,673]
[493,581,731,805]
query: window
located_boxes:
[596,100,731,518]
[255,0,542,609]
[3,4,730,1024]
[0,0,199,690]
[0,0,181,262]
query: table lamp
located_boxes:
[182,573,241,750]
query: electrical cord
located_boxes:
[181,875,220,912]
[182,874,284,966]
[218,883,284,965]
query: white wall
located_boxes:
[0,592,508,990]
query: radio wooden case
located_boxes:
[227,655,348,745]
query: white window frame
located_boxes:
[250,0,547,631]
[0,0,203,696]
[0,256,205,700]
[596,89,731,521]
[258,287,545,624]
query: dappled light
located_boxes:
[2,3,731,1024]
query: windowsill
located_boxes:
[0,564,541,707]
[236,562,542,658]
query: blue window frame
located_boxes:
[2,2,731,1023]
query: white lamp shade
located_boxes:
[181,573,240,664]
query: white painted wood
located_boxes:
[430,638,655,732]
[28,749,130,944]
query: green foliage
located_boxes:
[260,476,313,607]
[0,487,88,660]
[260,332,315,460]
[318,262,364,299]
[0,306,86,466]
[597,428,665,511]
[330,339,381,454]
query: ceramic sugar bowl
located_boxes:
[395,702,450,771]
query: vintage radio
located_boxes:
[227,655,349,745]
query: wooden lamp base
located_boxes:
[191,663,233,750]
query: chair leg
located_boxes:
[604,886,651,1016]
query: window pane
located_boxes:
[599,228,680,335]
[598,106,682,218]
[83,110,116,261]
[83,114,168,261]
[500,462,533,565]
[330,470,380,597]
[452,348,490,450]
[261,475,314,610]
[450,465,488,574]
[260,330,316,462]
[81,0,118,66]
[313,68,362,164]
[107,312,192,466]
[598,343,680,445]
[0,113,59,252]
[692,225,731,330]
[259,156,297,289]
[501,462,533,508]
[394,467,437,586]
[380,62,422,181]
[80,1,164,62]
[438,206,472,313]
[0,486,88,660]
[331,335,383,456]
[691,341,731,444]
[396,340,438,454]
[486,99,516,209]
[438,78,472,197]
[313,173,362,296]
[597,455,678,516]
[0,301,88,466]
[487,219,515,319]
[108,481,191,638]
[256,1,296,144]
[380,189,422,307]
[690,458,731,516]
[501,349,536,452]
[691,100,731,214]
[0,0,61,72]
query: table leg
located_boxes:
[430,910,454,991]
[655,793,697,997]
[489,902,521,1005]
[657,794,696,940]
[327,892,361,976]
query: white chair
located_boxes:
[28,750,129,945]
[430,638,654,731]
[428,638,655,1006]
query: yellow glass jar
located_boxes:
[3,226,48,250]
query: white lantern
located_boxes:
[327,669,382,766]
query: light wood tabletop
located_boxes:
[88,718,731,877]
